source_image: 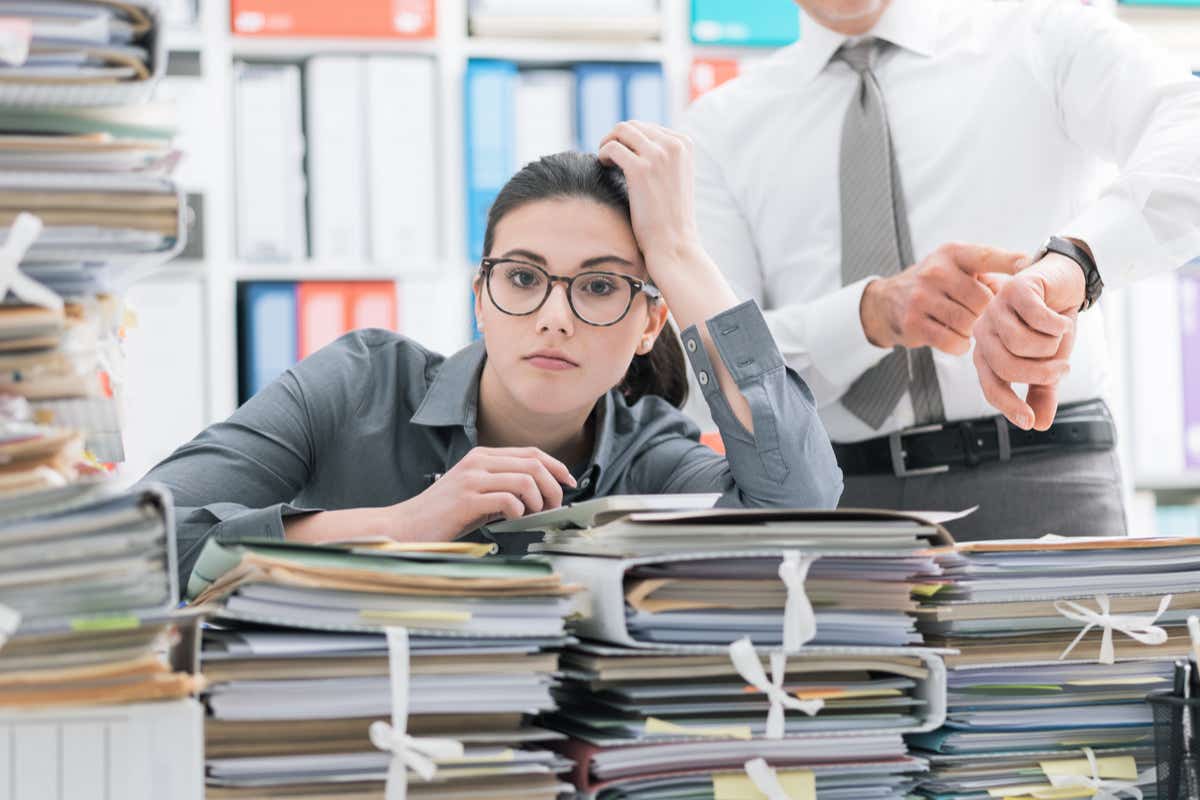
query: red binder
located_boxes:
[297,282,397,358]
[689,58,740,102]
[231,0,436,39]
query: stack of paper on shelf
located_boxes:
[468,0,661,39]
[490,498,959,799]
[909,535,1200,798]
[0,0,166,105]
[187,537,581,800]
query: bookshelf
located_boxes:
[139,0,1200,524]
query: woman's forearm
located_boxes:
[649,240,756,434]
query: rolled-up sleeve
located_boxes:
[135,333,376,587]
[628,300,843,508]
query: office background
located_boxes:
[121,0,1200,537]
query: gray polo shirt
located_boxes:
[140,300,843,586]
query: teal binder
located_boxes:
[690,0,801,47]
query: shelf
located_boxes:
[464,37,665,63]
[1135,472,1200,492]
[166,27,207,52]
[230,36,440,59]
[233,261,461,282]
[1118,6,1200,66]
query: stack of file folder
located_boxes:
[186,537,581,800]
[0,484,205,800]
[0,485,200,708]
[491,499,958,799]
[0,1,165,106]
[0,1,181,465]
[909,535,1200,798]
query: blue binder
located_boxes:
[238,282,298,404]
[464,59,517,262]
[623,64,666,125]
[575,63,624,153]
[690,0,801,47]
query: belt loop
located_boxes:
[994,416,1012,463]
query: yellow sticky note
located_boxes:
[990,786,1093,800]
[71,615,139,632]
[1040,755,1138,782]
[644,717,752,741]
[713,769,815,800]
[911,583,946,598]
[358,609,472,624]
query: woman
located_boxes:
[142,122,842,586]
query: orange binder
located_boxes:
[689,58,740,102]
[231,0,436,39]
[297,282,397,358]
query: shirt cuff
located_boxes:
[792,277,893,388]
[1061,193,1159,290]
[211,502,320,544]
[679,299,785,447]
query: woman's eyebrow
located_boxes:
[499,248,547,264]
[579,255,636,270]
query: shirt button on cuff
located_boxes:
[686,339,697,353]
[698,371,709,386]
[579,476,591,489]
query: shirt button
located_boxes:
[698,371,709,386]
[686,339,697,353]
[579,476,591,489]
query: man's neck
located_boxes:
[802,1,889,37]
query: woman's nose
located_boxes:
[536,283,574,333]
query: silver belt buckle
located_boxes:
[888,424,950,478]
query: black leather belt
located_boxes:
[833,399,1116,478]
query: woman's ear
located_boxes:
[637,301,670,355]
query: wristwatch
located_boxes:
[1036,235,1104,311]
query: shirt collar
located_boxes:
[410,338,619,491]
[788,0,942,87]
[410,338,486,430]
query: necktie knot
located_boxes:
[835,38,882,75]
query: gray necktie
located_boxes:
[836,39,945,429]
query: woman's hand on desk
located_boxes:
[284,447,576,544]
[395,446,577,540]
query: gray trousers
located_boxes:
[838,445,1128,542]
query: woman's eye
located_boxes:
[581,277,618,296]
[506,268,542,289]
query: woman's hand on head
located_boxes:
[598,121,702,276]
[397,446,577,540]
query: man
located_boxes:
[682,0,1200,539]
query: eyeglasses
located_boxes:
[480,258,661,327]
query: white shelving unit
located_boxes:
[138,2,1200,512]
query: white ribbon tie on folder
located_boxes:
[729,638,823,739]
[1054,594,1172,665]
[370,627,464,800]
[779,551,817,653]
[0,212,60,312]
[743,757,796,800]
[1036,747,1155,800]
[0,603,20,652]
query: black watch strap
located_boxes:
[1044,235,1104,311]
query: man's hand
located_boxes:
[973,252,1086,430]
[860,242,1029,355]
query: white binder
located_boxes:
[233,63,307,262]
[0,699,204,800]
[306,56,369,263]
[514,69,576,169]
[365,56,438,270]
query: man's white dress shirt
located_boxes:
[683,0,1200,443]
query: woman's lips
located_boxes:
[524,355,578,371]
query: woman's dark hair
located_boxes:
[481,152,688,408]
